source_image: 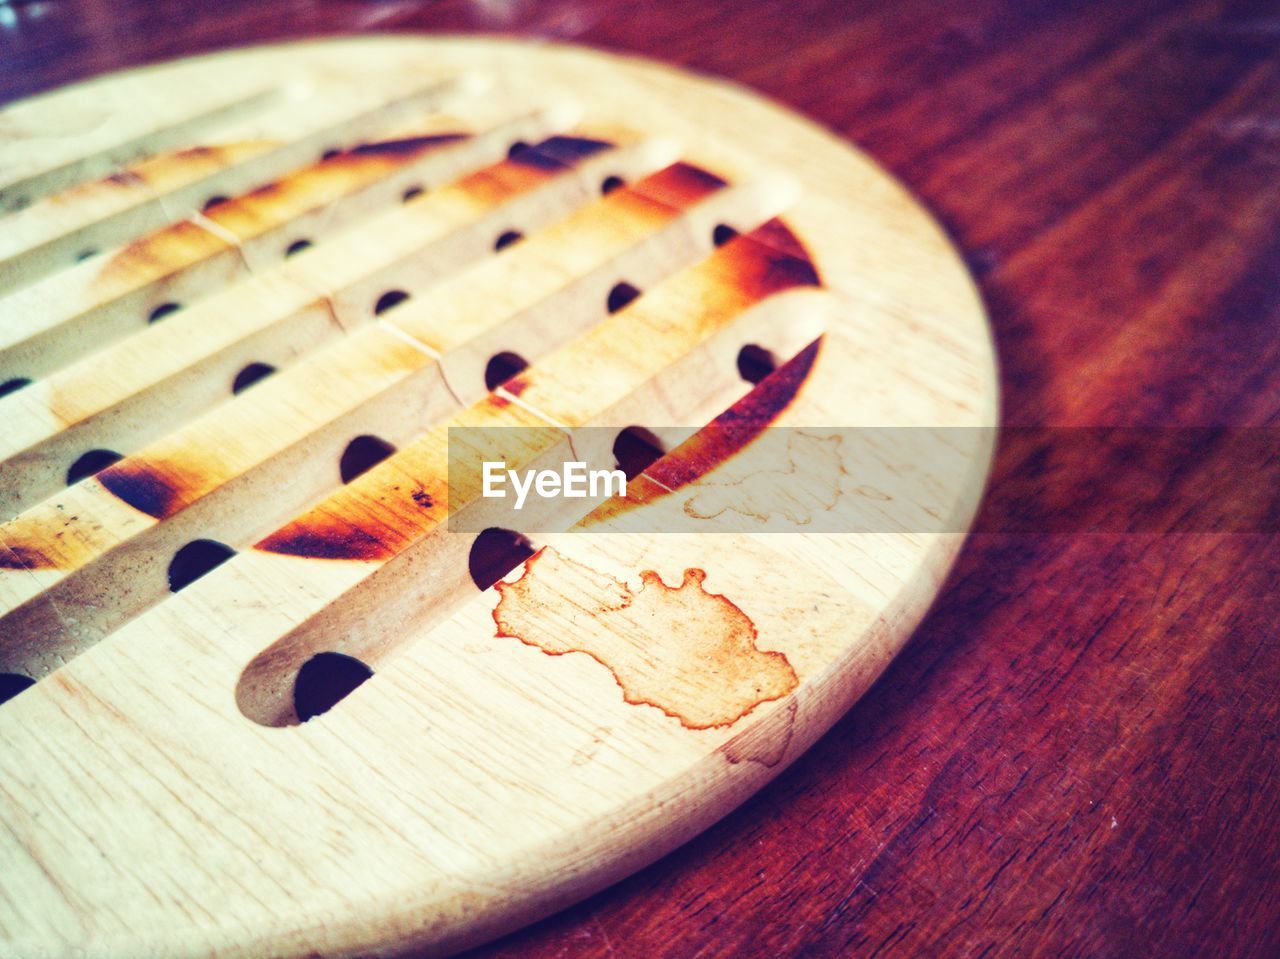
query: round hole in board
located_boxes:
[613,426,666,481]
[284,238,313,258]
[74,248,98,262]
[484,351,529,392]
[340,435,396,484]
[506,140,530,159]
[66,448,124,486]
[494,229,524,252]
[373,289,410,316]
[202,195,229,211]
[167,539,236,593]
[293,652,373,723]
[0,673,36,706]
[401,184,425,203]
[601,175,625,195]
[232,362,277,395]
[713,223,739,247]
[148,302,182,323]
[736,343,778,385]
[607,281,641,314]
[0,377,31,398]
[468,528,536,591]
[320,148,342,161]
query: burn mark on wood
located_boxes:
[97,133,470,286]
[630,162,728,210]
[256,519,395,562]
[494,549,798,729]
[104,170,146,188]
[647,338,822,491]
[0,543,55,571]
[98,218,230,285]
[254,470,446,561]
[723,219,823,295]
[509,135,613,170]
[581,339,822,531]
[347,133,468,157]
[97,463,182,519]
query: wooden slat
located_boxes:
[0,106,571,384]
[0,134,668,518]
[0,76,470,290]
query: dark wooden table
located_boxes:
[5,1,1278,956]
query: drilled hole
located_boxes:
[494,229,524,251]
[232,362,276,395]
[202,195,229,211]
[294,652,373,722]
[340,435,396,484]
[469,528,535,591]
[613,426,666,480]
[713,223,739,247]
[607,282,641,314]
[484,351,529,391]
[601,175,625,194]
[320,148,342,161]
[0,673,35,706]
[401,184,425,203]
[373,289,410,316]
[284,238,312,258]
[66,448,123,486]
[74,248,98,262]
[0,377,31,398]
[168,539,235,593]
[736,343,778,384]
[507,140,530,159]
[148,302,181,323]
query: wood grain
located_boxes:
[2,2,1276,957]
[0,33,994,959]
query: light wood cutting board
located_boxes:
[0,36,997,958]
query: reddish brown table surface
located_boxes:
[4,1,1278,956]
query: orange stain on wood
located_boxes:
[97,218,231,285]
[96,134,470,286]
[493,548,798,729]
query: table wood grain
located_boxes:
[3,1,1277,956]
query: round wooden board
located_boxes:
[0,36,997,958]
